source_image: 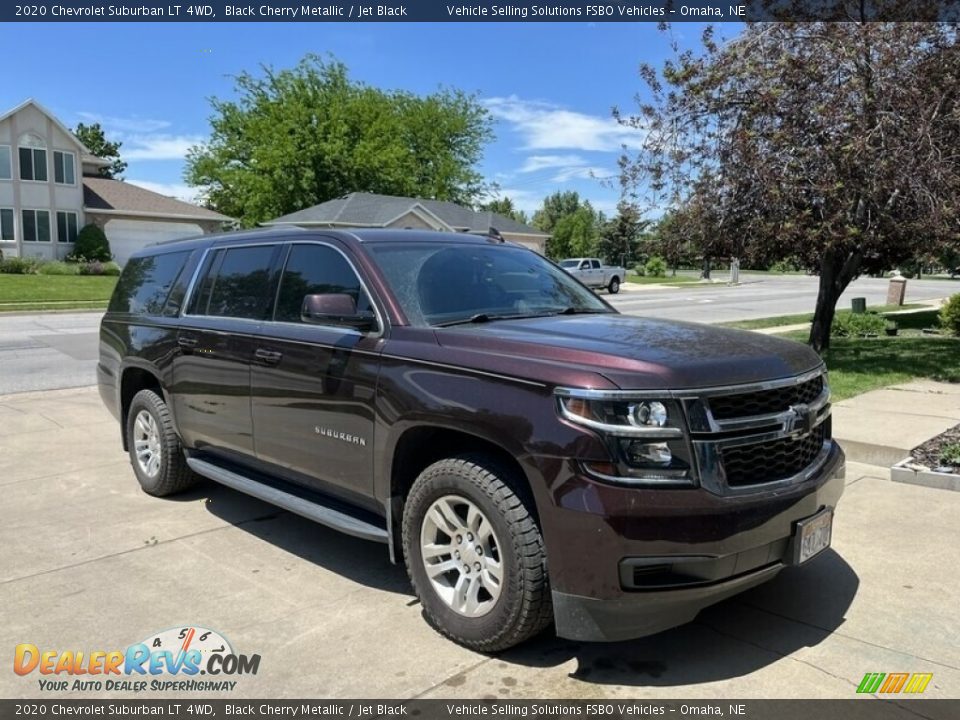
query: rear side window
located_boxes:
[189,245,278,319]
[273,244,372,323]
[108,251,191,315]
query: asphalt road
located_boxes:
[1,388,957,699]
[0,274,954,396]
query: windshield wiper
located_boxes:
[433,313,498,327]
[550,307,610,316]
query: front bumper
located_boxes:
[536,442,845,642]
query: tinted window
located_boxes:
[202,245,277,319]
[109,251,192,315]
[591,260,601,269]
[274,244,372,323]
[366,243,610,327]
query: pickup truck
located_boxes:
[559,257,626,294]
[98,228,844,652]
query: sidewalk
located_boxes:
[832,380,960,467]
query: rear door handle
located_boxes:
[177,336,198,351]
[254,349,283,365]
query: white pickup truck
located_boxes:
[558,258,626,294]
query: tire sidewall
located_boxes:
[126,392,170,495]
[404,467,525,646]
[609,277,620,294]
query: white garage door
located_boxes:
[105,219,203,266]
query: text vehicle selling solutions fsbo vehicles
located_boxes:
[98,228,844,650]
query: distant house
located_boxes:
[0,99,230,265]
[263,192,549,254]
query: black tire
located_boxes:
[402,454,552,652]
[608,276,620,294]
[126,389,196,497]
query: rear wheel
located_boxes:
[608,276,620,294]
[126,389,196,497]
[402,455,552,652]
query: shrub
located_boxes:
[832,312,886,337]
[644,256,667,277]
[102,261,121,276]
[0,256,41,274]
[38,261,80,276]
[769,259,798,273]
[941,443,960,467]
[71,224,112,262]
[633,263,646,277]
[940,293,960,336]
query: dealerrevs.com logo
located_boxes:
[14,626,260,693]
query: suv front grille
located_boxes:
[721,421,827,487]
[709,375,824,420]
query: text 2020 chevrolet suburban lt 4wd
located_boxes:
[99,228,844,651]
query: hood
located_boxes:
[435,314,822,390]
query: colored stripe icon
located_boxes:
[857,672,933,694]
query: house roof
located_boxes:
[83,177,231,223]
[264,192,548,237]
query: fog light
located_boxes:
[629,401,668,427]
[626,441,672,466]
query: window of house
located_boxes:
[273,244,372,323]
[53,151,76,185]
[56,211,78,243]
[0,209,14,241]
[22,209,51,242]
[191,245,279,319]
[19,147,47,182]
[0,147,11,180]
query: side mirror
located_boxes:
[301,293,378,332]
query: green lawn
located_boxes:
[0,275,118,311]
[722,304,926,330]
[625,273,702,285]
[779,310,960,401]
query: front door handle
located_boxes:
[254,349,283,365]
[177,336,198,352]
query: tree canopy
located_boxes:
[531,191,605,259]
[617,20,960,350]
[73,123,126,179]
[477,196,528,225]
[185,55,494,226]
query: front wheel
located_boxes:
[608,276,620,294]
[402,455,552,652]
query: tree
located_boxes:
[597,201,648,266]
[531,191,586,235]
[616,20,960,351]
[477,197,528,225]
[72,224,111,262]
[549,206,600,259]
[185,55,493,227]
[73,123,126,179]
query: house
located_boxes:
[0,99,230,265]
[263,192,549,254]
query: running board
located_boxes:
[187,458,389,544]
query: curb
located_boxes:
[890,457,960,492]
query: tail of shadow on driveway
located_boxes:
[188,480,859,687]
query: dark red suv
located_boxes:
[99,228,844,651]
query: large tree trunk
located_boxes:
[808,248,863,353]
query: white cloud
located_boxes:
[76,111,171,134]
[485,96,644,152]
[127,180,199,204]
[518,154,587,173]
[551,166,609,183]
[122,135,204,161]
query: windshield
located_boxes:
[559,260,579,268]
[366,242,613,327]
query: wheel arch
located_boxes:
[119,363,165,451]
[384,424,537,564]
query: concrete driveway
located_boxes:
[1,387,958,700]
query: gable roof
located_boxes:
[264,192,548,237]
[83,177,231,222]
[0,99,96,156]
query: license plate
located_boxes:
[793,508,833,564]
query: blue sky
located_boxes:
[1,22,712,218]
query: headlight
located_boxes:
[556,389,696,486]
